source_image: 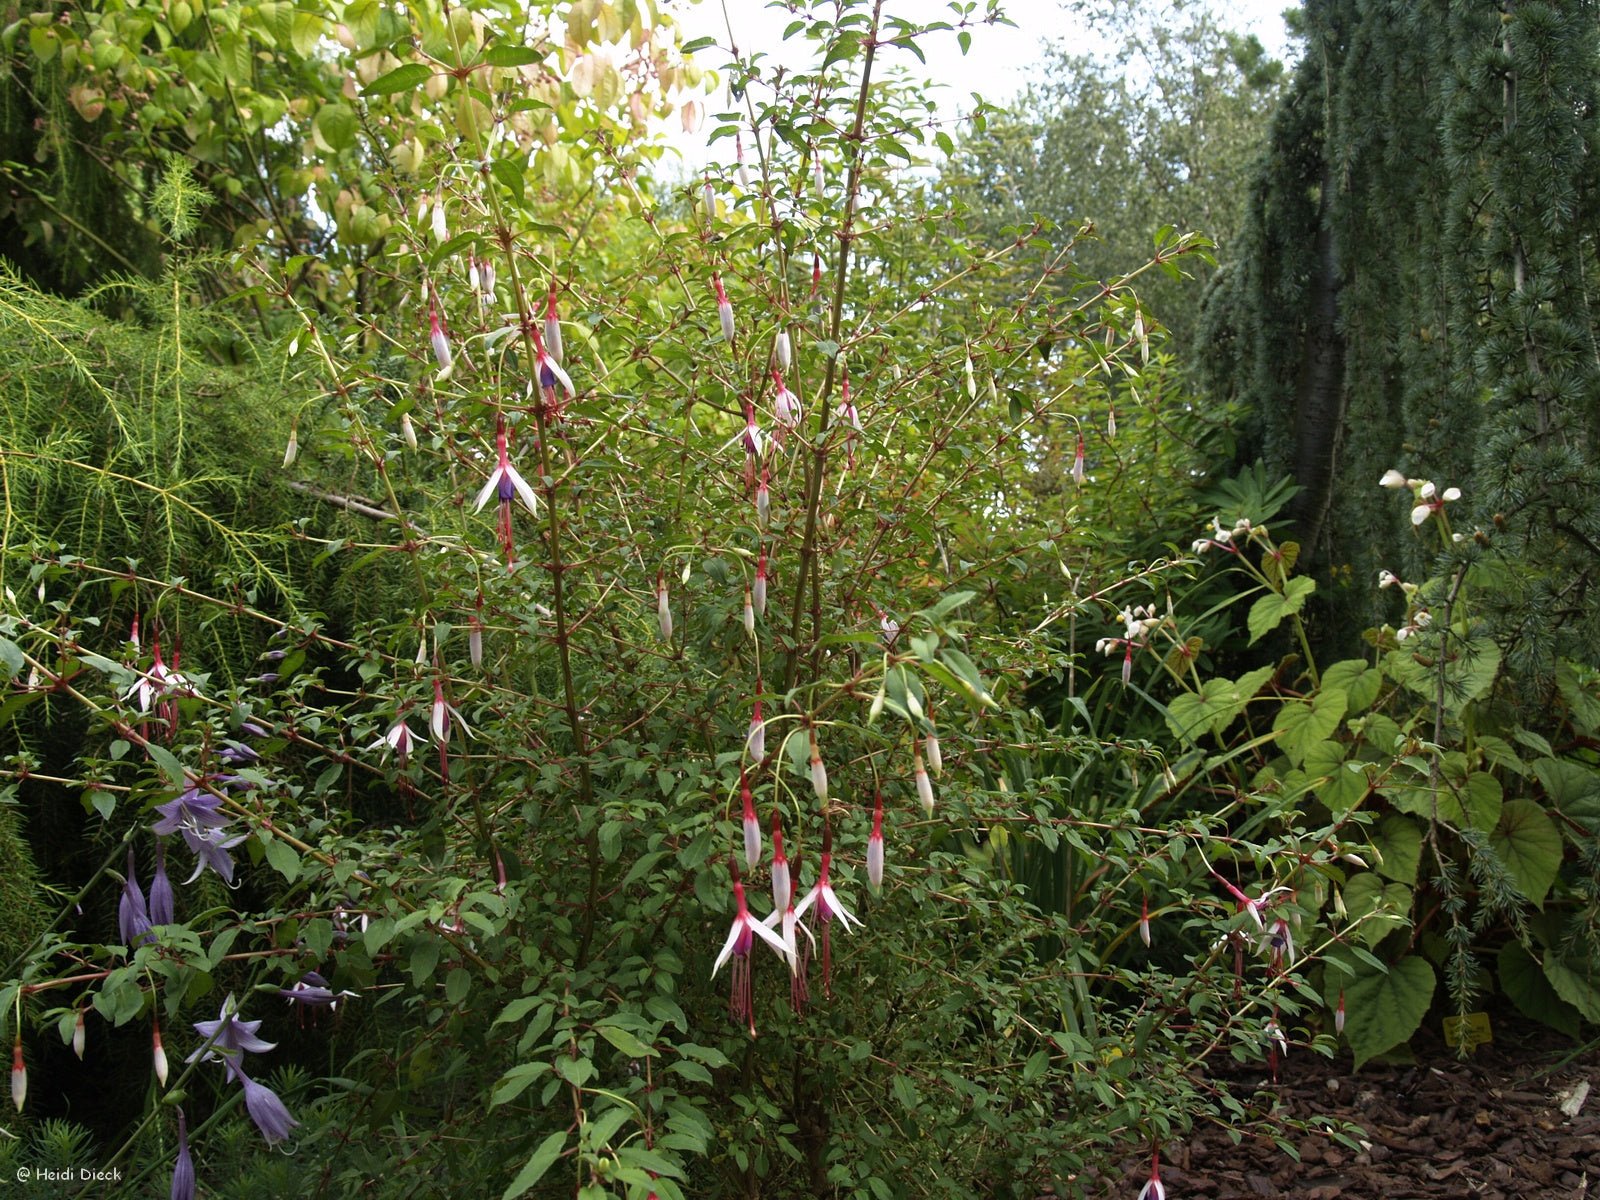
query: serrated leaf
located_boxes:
[1491,799,1562,907]
[1273,687,1346,767]
[1342,954,1435,1069]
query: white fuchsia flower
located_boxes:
[430,677,470,780]
[369,715,420,766]
[472,419,540,565]
[772,370,801,442]
[713,867,791,1038]
[793,824,860,997]
[543,279,563,365]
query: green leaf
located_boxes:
[1498,943,1580,1036]
[502,1130,567,1199]
[596,1024,657,1058]
[1533,757,1600,834]
[1163,665,1274,744]
[260,834,300,882]
[1490,799,1563,907]
[1342,954,1435,1069]
[1372,814,1422,885]
[0,637,24,682]
[1343,873,1412,947]
[363,62,433,96]
[1272,686,1346,767]
[484,44,544,67]
[313,102,360,152]
[1322,657,1383,713]
[144,742,190,788]
[1246,576,1315,645]
[1460,771,1503,833]
[1542,952,1600,1023]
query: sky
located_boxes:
[654,0,1298,165]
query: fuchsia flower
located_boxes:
[769,809,790,913]
[1072,433,1086,486]
[756,468,771,530]
[473,418,539,564]
[1262,916,1295,970]
[1137,1147,1165,1200]
[774,328,791,372]
[772,370,801,442]
[1140,897,1152,948]
[430,677,470,780]
[656,571,673,642]
[736,132,751,190]
[1335,989,1346,1036]
[914,742,935,815]
[753,551,769,616]
[808,726,828,802]
[531,325,574,405]
[836,371,862,469]
[762,851,813,1013]
[713,272,735,345]
[867,790,885,892]
[746,694,766,763]
[543,279,563,365]
[740,769,761,869]
[793,823,860,997]
[925,713,943,777]
[11,1034,24,1113]
[429,305,452,372]
[369,713,420,766]
[712,865,790,1038]
[743,585,756,637]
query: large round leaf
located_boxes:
[1342,954,1436,1069]
[1490,799,1563,907]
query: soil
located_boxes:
[1099,1026,1600,1199]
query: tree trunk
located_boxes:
[1290,161,1346,563]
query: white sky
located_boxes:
[654,0,1298,165]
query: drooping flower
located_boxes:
[429,306,452,372]
[701,173,716,225]
[11,1033,24,1112]
[1107,404,1117,439]
[1072,433,1086,486]
[369,714,420,766]
[72,1010,86,1060]
[713,272,735,345]
[430,676,470,780]
[753,551,769,616]
[836,371,862,469]
[153,786,248,885]
[736,132,751,190]
[1139,896,1151,948]
[772,371,801,442]
[914,743,935,815]
[469,594,485,669]
[282,426,298,468]
[149,839,174,926]
[774,327,791,372]
[531,325,575,404]
[793,823,860,997]
[1335,990,1346,1036]
[1262,916,1295,970]
[280,971,355,1018]
[711,865,790,1038]
[170,1109,195,1200]
[746,694,766,763]
[756,469,771,530]
[473,418,540,564]
[1136,1147,1165,1200]
[743,586,756,637]
[119,847,153,946]
[808,726,828,802]
[741,770,761,870]
[867,791,885,892]
[656,571,673,642]
[769,808,790,915]
[543,279,563,365]
[153,1016,169,1087]
[762,857,814,1012]
[240,1074,299,1145]
[811,148,825,199]
[925,714,943,778]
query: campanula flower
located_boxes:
[241,1074,299,1145]
[149,840,174,926]
[119,847,152,946]
[153,787,247,885]
[170,1110,194,1200]
[189,995,299,1145]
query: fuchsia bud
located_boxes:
[746,695,766,763]
[769,811,790,913]
[809,727,828,802]
[812,149,825,199]
[925,710,943,777]
[867,790,885,892]
[753,551,769,616]
[702,174,715,224]
[543,279,563,365]
[429,307,452,372]
[756,469,771,530]
[1335,990,1346,1036]
[153,1019,169,1087]
[736,133,751,190]
[809,254,823,315]
[10,1034,24,1112]
[713,272,735,345]
[1107,404,1117,439]
[741,769,761,869]
[656,571,673,642]
[1072,434,1086,486]
[743,585,756,637]
[915,742,934,815]
[469,594,484,669]
[1140,897,1151,947]
[430,189,448,242]
[775,328,792,372]
[72,1009,86,1060]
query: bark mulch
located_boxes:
[1095,1027,1599,1199]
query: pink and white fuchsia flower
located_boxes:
[473,419,539,565]
[772,370,801,442]
[746,692,766,763]
[712,865,790,1038]
[430,677,470,780]
[808,726,828,802]
[753,551,769,616]
[713,272,735,345]
[793,824,860,997]
[655,571,673,642]
[429,305,452,372]
[1137,1148,1165,1200]
[740,769,761,869]
[369,713,420,766]
[543,279,563,365]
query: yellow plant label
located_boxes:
[1442,1011,1492,1051]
